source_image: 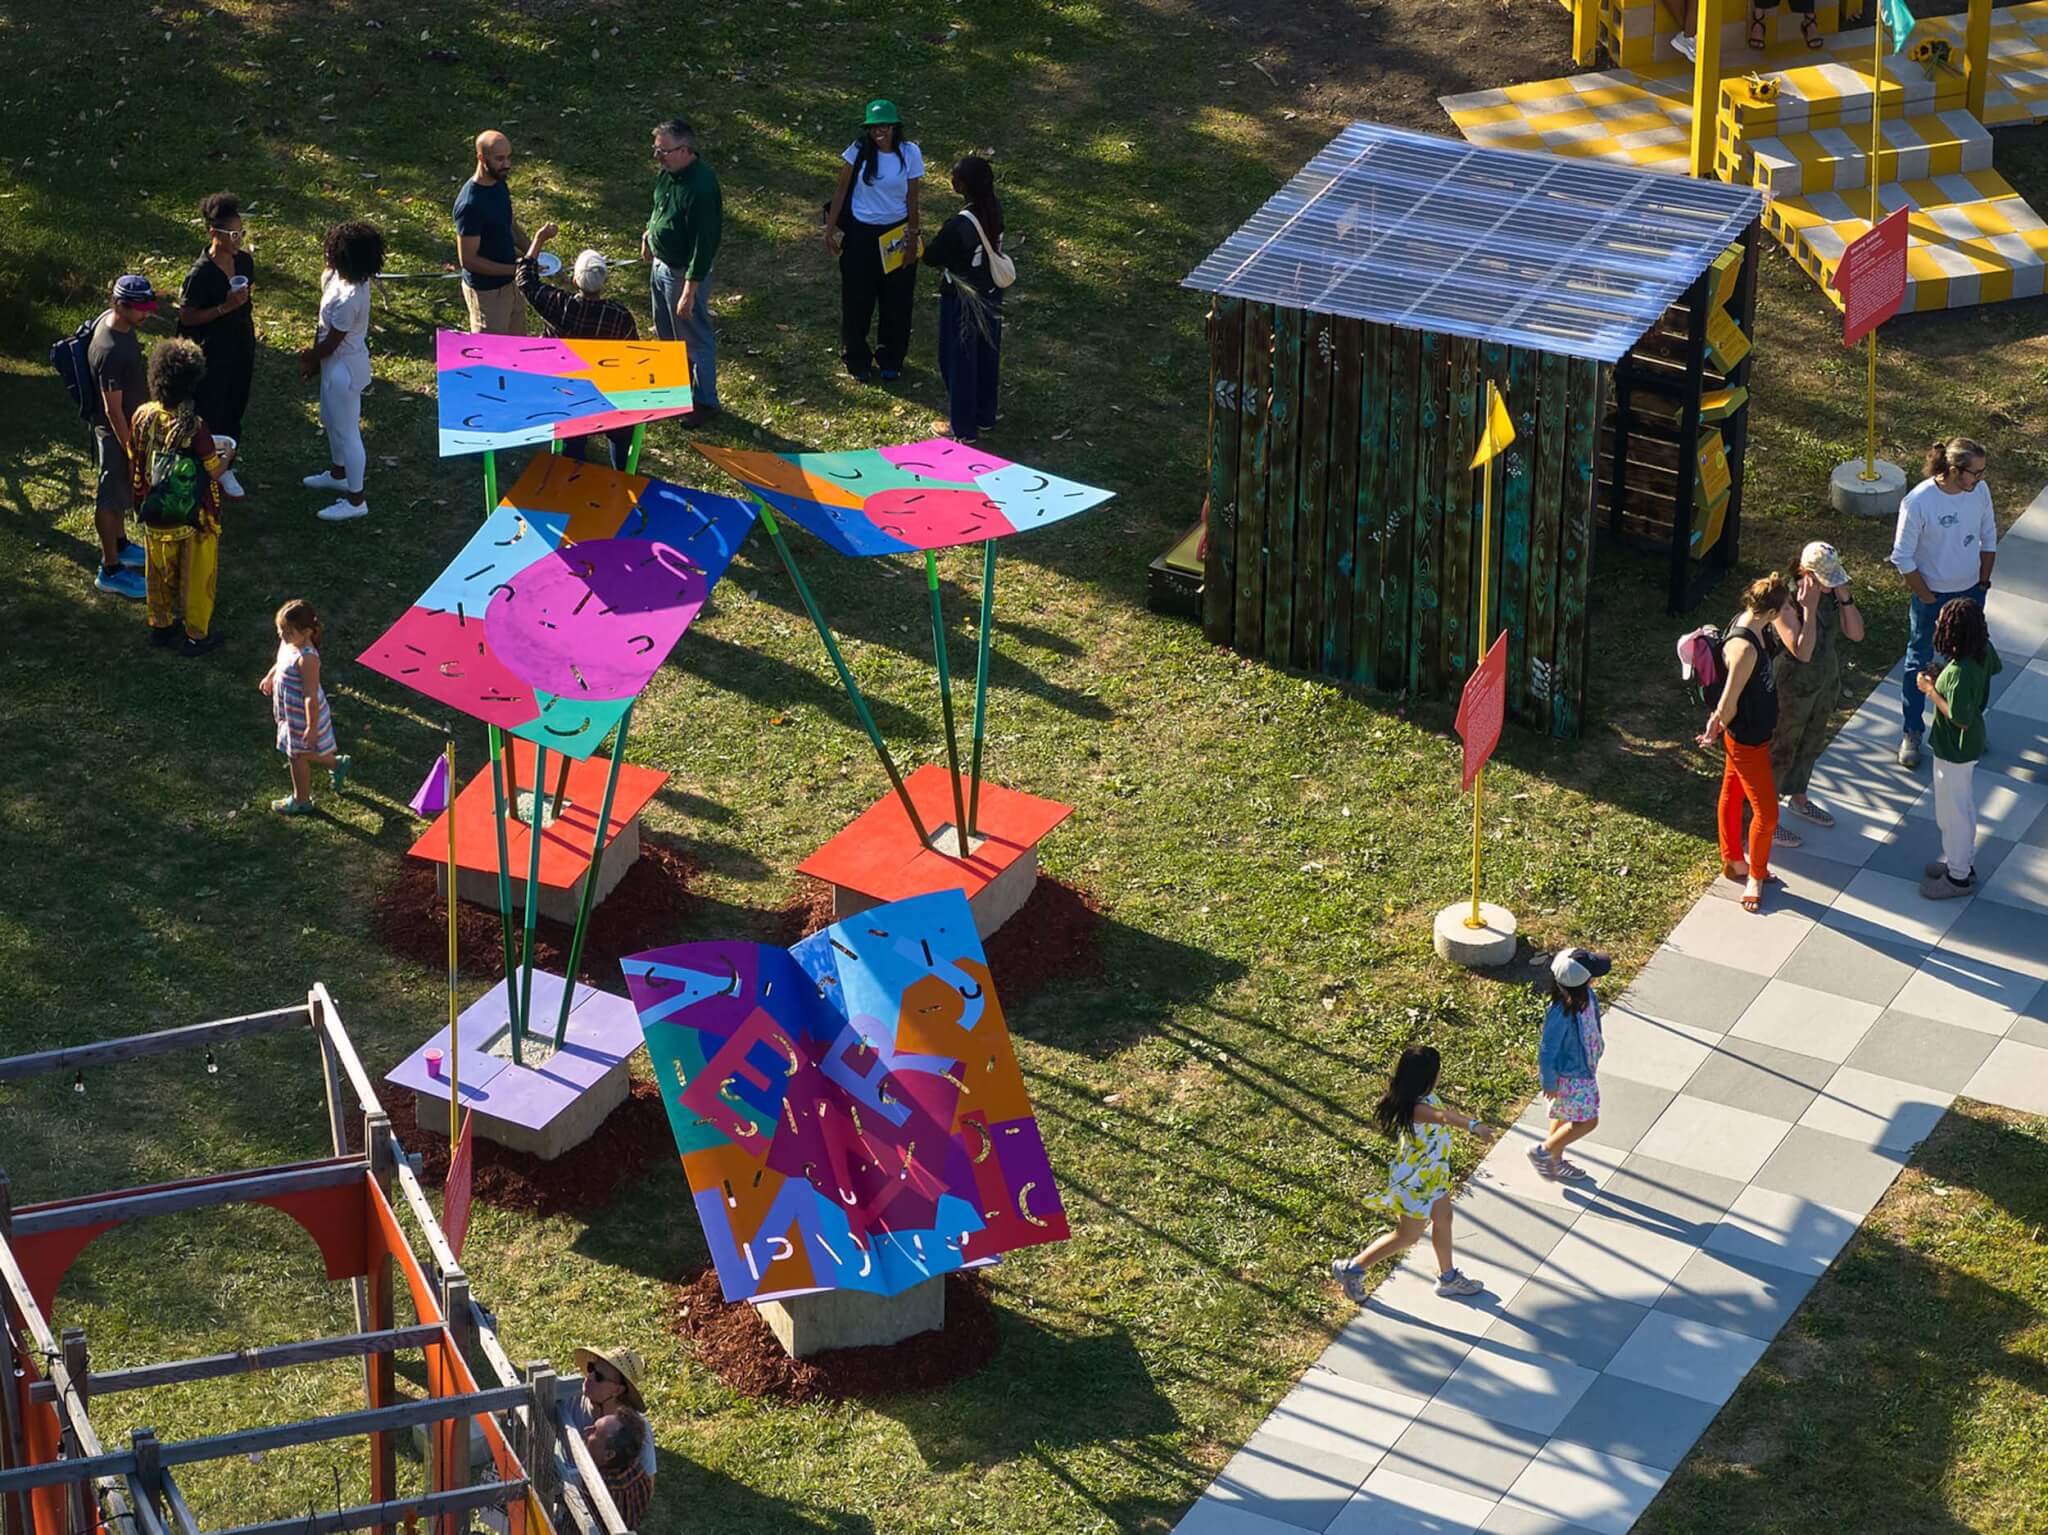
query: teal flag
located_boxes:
[1881,0,1916,50]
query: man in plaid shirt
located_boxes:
[517,223,641,470]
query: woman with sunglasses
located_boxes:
[175,191,253,499]
[823,98,924,383]
[565,1346,655,1478]
[1889,437,1998,768]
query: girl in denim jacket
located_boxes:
[1532,948,1613,1183]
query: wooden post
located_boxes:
[438,1275,473,1534]
[523,1363,562,1518]
[61,1330,90,1534]
[1689,0,1725,179]
[130,1429,162,1520]
[0,1169,22,1535]
[1203,297,1245,644]
[1574,0,1600,64]
[1966,0,1991,119]
[363,1114,397,1534]
[1671,269,1711,614]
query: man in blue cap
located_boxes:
[86,275,157,600]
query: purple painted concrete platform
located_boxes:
[385,971,646,1157]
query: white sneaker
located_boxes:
[316,498,368,522]
[303,470,348,491]
[1672,32,1697,61]
[221,467,247,499]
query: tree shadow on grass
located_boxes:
[1638,1106,2048,1535]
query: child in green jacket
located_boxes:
[1917,597,2001,899]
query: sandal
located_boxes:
[1748,10,1768,48]
[1802,13,1823,47]
[1723,860,1750,883]
[1741,877,1766,913]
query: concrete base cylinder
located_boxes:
[1434,901,1519,969]
[1828,458,1907,519]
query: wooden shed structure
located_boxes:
[1185,123,1763,738]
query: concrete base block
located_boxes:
[1829,458,1907,519]
[757,1276,946,1359]
[442,817,641,925]
[1434,902,1519,968]
[832,842,1040,941]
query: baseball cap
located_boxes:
[1800,540,1849,589]
[112,274,158,310]
[1550,948,1614,988]
[572,249,609,291]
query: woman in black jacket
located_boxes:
[920,156,1004,445]
[176,190,254,498]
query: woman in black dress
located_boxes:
[176,190,254,498]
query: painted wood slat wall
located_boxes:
[1203,303,1598,738]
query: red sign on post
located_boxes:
[1455,635,1507,792]
[1832,207,1908,346]
[444,1110,475,1260]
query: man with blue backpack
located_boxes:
[52,274,158,600]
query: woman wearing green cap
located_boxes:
[823,99,924,382]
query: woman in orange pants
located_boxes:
[1699,575,1790,912]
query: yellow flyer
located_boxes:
[880,222,919,274]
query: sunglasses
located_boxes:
[584,1360,620,1384]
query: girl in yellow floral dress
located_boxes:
[1330,1045,1501,1300]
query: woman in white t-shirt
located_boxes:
[1889,435,1998,765]
[823,98,924,382]
[298,221,382,523]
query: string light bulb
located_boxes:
[205,1050,219,1075]
[72,1070,85,1095]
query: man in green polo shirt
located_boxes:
[641,117,723,419]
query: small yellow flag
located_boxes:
[1470,382,1515,469]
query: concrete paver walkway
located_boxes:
[1175,490,2048,1535]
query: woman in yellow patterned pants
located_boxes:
[128,339,232,656]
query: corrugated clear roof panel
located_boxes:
[1185,122,1760,363]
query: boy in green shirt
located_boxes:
[1917,597,2002,899]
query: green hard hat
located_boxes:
[864,98,901,126]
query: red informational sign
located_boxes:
[1833,207,1908,346]
[1455,635,1507,792]
[444,1110,475,1260]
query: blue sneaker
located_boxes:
[118,541,145,571]
[93,566,146,601]
[330,754,352,792]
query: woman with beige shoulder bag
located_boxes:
[919,155,1013,445]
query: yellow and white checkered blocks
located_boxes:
[1770,169,2048,310]
[1441,71,1694,171]
[1747,109,1993,195]
[1720,48,1967,140]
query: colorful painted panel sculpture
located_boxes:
[694,438,1114,556]
[622,890,1068,1301]
[435,330,697,456]
[358,454,756,759]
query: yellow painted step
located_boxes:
[1767,169,2048,311]
[1747,109,1994,195]
[1719,40,1968,142]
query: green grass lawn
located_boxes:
[2,1,2047,1530]
[1639,1102,2048,1535]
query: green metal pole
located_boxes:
[967,539,997,837]
[550,438,563,455]
[553,706,635,1049]
[485,725,524,1054]
[482,449,498,519]
[751,494,932,849]
[516,741,548,1062]
[624,422,647,474]
[925,552,971,858]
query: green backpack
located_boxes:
[140,434,203,528]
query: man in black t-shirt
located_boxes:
[453,129,526,335]
[85,274,154,600]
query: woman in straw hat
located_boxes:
[1768,540,1864,839]
[566,1345,655,1479]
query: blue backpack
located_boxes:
[51,312,108,425]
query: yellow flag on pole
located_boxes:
[1470,382,1515,468]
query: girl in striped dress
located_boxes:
[261,598,349,814]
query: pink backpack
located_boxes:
[1676,625,1727,706]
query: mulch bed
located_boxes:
[670,1267,1000,1402]
[377,1076,675,1218]
[368,839,703,986]
[776,873,1106,1007]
